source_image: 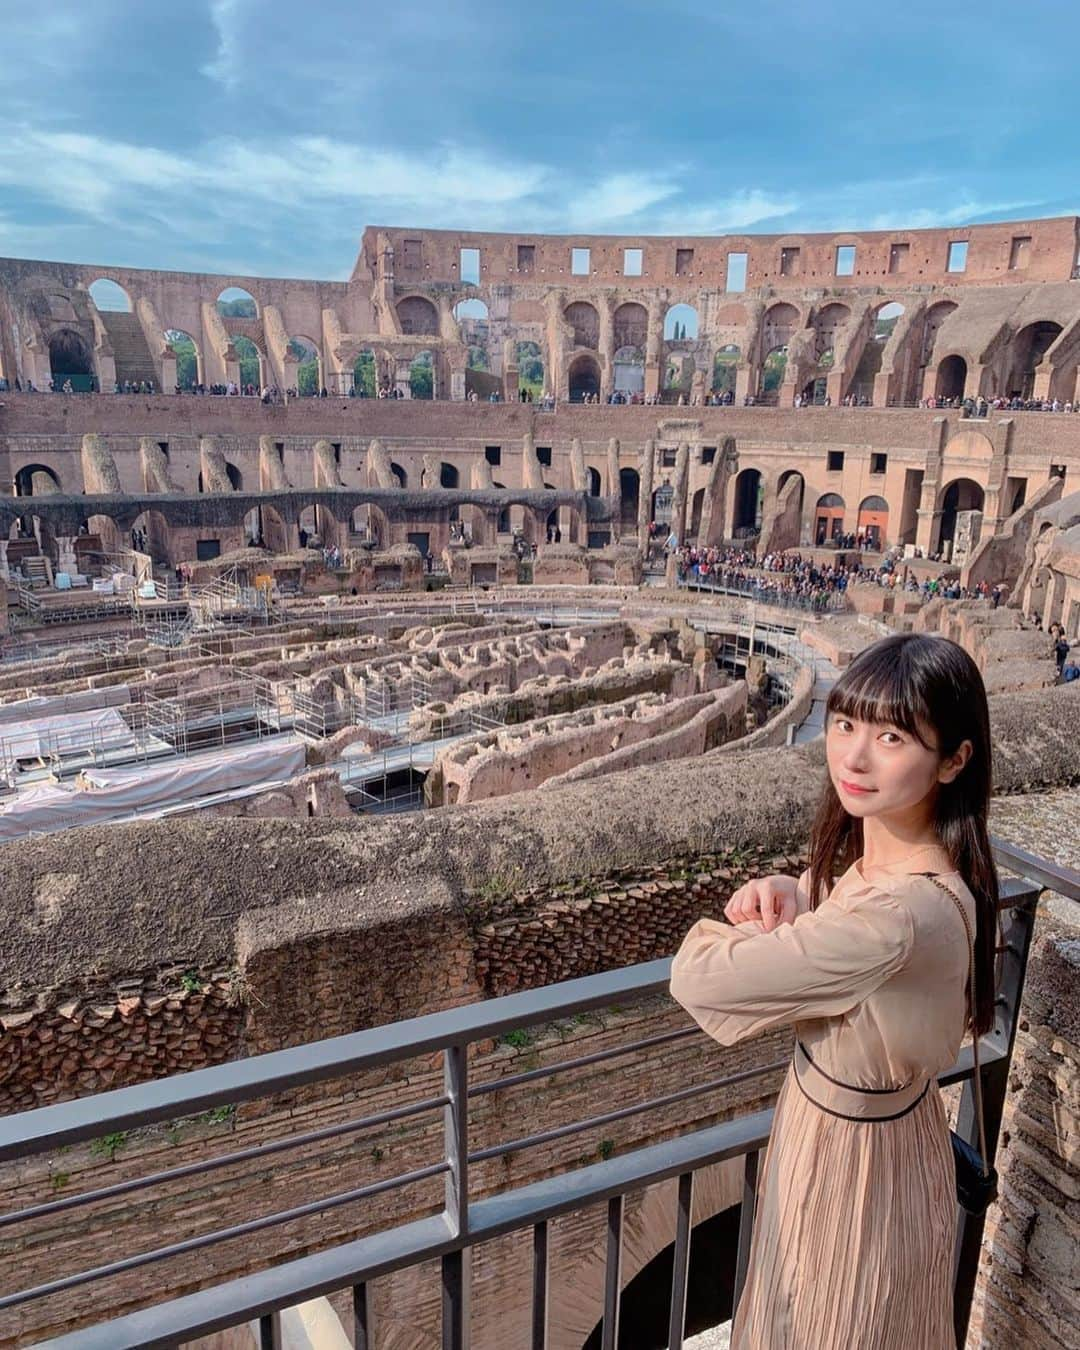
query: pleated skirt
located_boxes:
[732,1069,956,1350]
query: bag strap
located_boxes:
[925,876,990,1172]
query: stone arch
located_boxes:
[848,301,905,402]
[690,486,706,540]
[88,278,132,312]
[921,301,958,368]
[131,508,172,562]
[935,354,967,400]
[48,329,94,389]
[216,286,258,318]
[1006,320,1064,399]
[732,467,763,536]
[761,302,800,355]
[492,482,511,535]
[938,477,985,554]
[409,350,435,399]
[568,353,601,402]
[814,491,846,545]
[943,429,994,461]
[396,295,438,336]
[587,466,602,497]
[244,502,288,553]
[233,334,264,390]
[663,303,699,340]
[812,302,850,361]
[453,298,488,323]
[390,462,408,490]
[10,511,60,565]
[287,335,321,395]
[224,462,243,492]
[166,329,202,390]
[439,462,460,489]
[619,467,640,531]
[612,302,648,350]
[13,463,62,496]
[564,301,600,350]
[712,344,740,396]
[857,494,889,549]
[777,468,805,514]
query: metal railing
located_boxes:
[678,574,850,614]
[0,840,1069,1349]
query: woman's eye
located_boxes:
[879,731,902,745]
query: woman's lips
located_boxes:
[839,780,876,795]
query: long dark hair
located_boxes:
[807,633,998,1034]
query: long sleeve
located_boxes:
[669,891,915,1046]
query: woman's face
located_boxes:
[825,711,970,821]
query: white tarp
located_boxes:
[0,738,307,840]
[0,707,134,762]
[0,686,131,727]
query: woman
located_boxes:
[670,633,998,1349]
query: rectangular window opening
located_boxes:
[780,247,800,277]
[947,241,969,273]
[827,450,845,472]
[661,448,677,468]
[485,446,502,466]
[701,446,717,465]
[1009,236,1032,270]
[571,247,591,276]
[157,441,169,457]
[675,248,694,277]
[459,247,480,285]
[537,446,552,467]
[888,243,909,275]
[623,248,643,276]
[835,245,856,277]
[870,452,887,475]
[726,252,748,292]
[517,244,535,273]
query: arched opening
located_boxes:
[166,330,201,389]
[777,468,805,515]
[454,300,489,375]
[762,302,799,352]
[439,462,460,489]
[48,330,94,391]
[587,467,602,497]
[564,302,600,350]
[216,286,257,318]
[939,478,985,557]
[613,345,645,397]
[935,354,967,401]
[619,467,640,531]
[492,482,511,535]
[10,513,59,567]
[299,504,338,549]
[813,303,849,362]
[732,468,763,537]
[663,304,699,340]
[568,353,601,402]
[814,492,846,546]
[390,462,408,490]
[354,349,377,398]
[665,350,694,395]
[287,336,321,395]
[613,302,648,350]
[613,303,647,397]
[13,463,62,497]
[848,301,905,403]
[409,351,434,400]
[516,341,544,400]
[233,335,264,390]
[225,462,243,492]
[396,296,439,336]
[581,1204,741,1350]
[1008,321,1064,398]
[857,494,889,550]
[351,504,390,549]
[712,344,740,397]
[88,278,132,312]
[131,509,172,563]
[244,504,288,553]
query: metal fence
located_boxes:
[0,839,1069,1349]
[678,575,850,614]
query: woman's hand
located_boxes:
[724,874,800,931]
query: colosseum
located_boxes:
[0,217,1077,1350]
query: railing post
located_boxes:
[443,1041,470,1349]
[258,1310,282,1350]
[601,1194,624,1350]
[667,1171,694,1350]
[733,1148,760,1315]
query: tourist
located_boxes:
[671,633,998,1349]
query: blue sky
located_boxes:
[0,0,1076,279]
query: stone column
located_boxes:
[569,438,587,493]
[644,304,663,401]
[395,358,412,399]
[671,442,690,545]
[0,541,8,582]
[599,299,615,401]
[636,439,655,548]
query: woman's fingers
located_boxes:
[725,878,799,931]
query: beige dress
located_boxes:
[670,863,974,1350]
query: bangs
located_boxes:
[826,638,934,746]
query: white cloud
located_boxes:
[201,0,246,88]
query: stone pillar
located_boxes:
[606,438,620,497]
[644,304,663,401]
[671,442,690,546]
[735,365,753,405]
[0,540,8,582]
[569,438,587,493]
[599,299,615,401]
[395,358,411,399]
[160,349,177,393]
[56,536,77,575]
[521,431,544,491]
[637,439,655,549]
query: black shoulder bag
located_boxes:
[926,876,999,1216]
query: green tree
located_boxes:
[409,351,433,399]
[233,335,261,389]
[166,331,197,390]
[354,350,376,397]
